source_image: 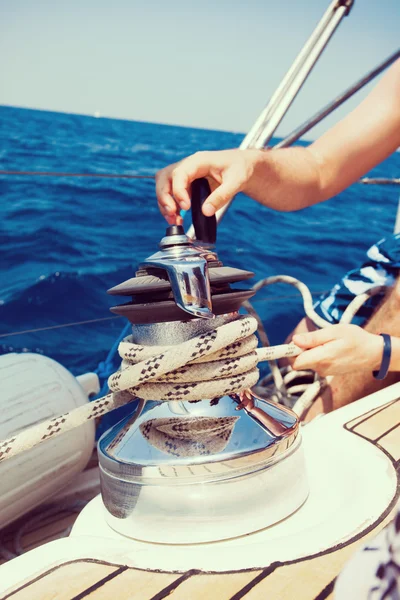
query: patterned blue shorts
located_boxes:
[313,233,400,327]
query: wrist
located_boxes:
[242,148,278,198]
[240,149,271,193]
[372,334,392,380]
[370,334,385,371]
[243,148,266,174]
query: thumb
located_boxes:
[292,327,338,349]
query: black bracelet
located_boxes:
[373,334,392,380]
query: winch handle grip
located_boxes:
[190,178,217,244]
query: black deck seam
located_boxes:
[228,563,281,600]
[148,569,201,600]
[70,565,128,600]
[346,398,399,432]
[374,422,400,442]
[313,578,336,600]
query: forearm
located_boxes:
[310,59,400,201]
[242,147,322,211]
[157,61,400,219]
[242,59,400,212]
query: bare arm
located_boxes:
[308,57,400,202]
[156,59,400,219]
[227,57,400,211]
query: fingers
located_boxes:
[293,341,345,375]
[171,154,214,210]
[292,327,339,374]
[292,326,340,349]
[292,325,369,376]
[155,150,246,222]
[293,346,330,371]
[156,154,213,221]
[156,167,179,222]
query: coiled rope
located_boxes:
[0,277,383,463]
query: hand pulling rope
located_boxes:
[247,279,385,414]
[0,277,383,463]
[247,278,385,414]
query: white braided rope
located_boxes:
[0,277,384,462]
[0,315,303,463]
[252,275,330,329]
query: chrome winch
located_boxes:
[98,179,309,544]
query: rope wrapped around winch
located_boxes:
[112,323,302,402]
[0,276,384,463]
[0,315,302,463]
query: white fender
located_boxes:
[0,353,97,528]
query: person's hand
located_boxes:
[155,149,257,224]
[292,324,383,377]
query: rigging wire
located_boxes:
[0,170,399,185]
[359,178,400,185]
[0,291,329,339]
[0,170,155,179]
[0,316,121,339]
[0,170,396,340]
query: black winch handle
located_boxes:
[190,178,217,244]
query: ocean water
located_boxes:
[1,105,399,379]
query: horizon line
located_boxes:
[0,103,315,144]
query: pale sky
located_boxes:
[0,0,399,139]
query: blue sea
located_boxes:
[1,105,399,380]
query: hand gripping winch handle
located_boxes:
[190,178,217,245]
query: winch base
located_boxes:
[71,389,399,572]
[102,439,308,544]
